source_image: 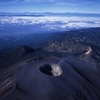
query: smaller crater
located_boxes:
[39,63,63,76]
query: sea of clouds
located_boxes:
[0,16,100,31]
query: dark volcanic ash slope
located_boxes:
[3,46,34,58]
[0,46,34,69]
[1,55,100,100]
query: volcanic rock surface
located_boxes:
[1,55,100,100]
[44,39,89,53]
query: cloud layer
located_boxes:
[0,16,100,31]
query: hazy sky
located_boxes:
[0,0,100,13]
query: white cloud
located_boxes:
[0,16,100,31]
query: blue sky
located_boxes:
[0,0,100,13]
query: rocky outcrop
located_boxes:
[44,39,91,60]
[44,39,89,53]
[44,39,100,65]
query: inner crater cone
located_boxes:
[40,63,63,76]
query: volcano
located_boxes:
[1,55,100,100]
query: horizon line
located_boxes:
[0,12,100,15]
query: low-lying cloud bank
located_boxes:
[0,16,100,31]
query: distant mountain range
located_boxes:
[0,12,44,16]
[0,12,100,17]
